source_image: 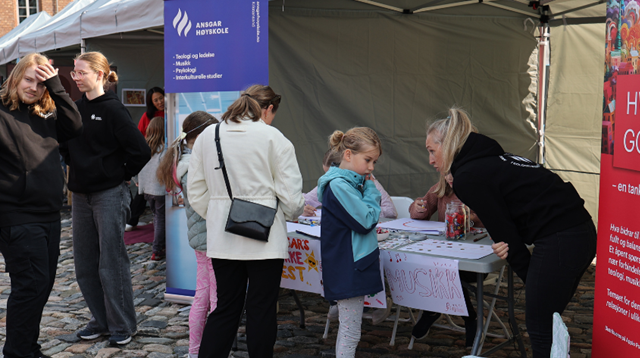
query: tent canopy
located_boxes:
[0,11,51,64]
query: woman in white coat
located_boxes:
[188,85,305,358]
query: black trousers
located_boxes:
[525,221,597,357]
[0,221,60,358]
[198,258,284,358]
[127,192,147,226]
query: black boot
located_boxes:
[412,311,441,340]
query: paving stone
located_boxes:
[42,343,71,356]
[147,351,177,358]
[95,348,121,358]
[122,350,149,358]
[165,332,189,339]
[51,352,74,358]
[65,343,92,354]
[136,337,175,344]
[142,344,173,353]
[174,345,189,357]
[140,320,167,329]
[86,340,109,356]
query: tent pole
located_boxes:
[81,39,85,54]
[537,23,550,164]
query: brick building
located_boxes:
[0,0,74,38]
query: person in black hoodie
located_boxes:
[424,107,596,357]
[0,53,83,358]
[59,51,150,346]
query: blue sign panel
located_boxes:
[164,0,268,93]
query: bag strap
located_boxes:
[214,123,233,200]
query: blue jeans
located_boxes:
[72,182,137,336]
[525,221,597,357]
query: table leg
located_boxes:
[507,267,526,357]
[291,290,306,329]
[471,272,485,356]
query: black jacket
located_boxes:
[450,132,592,282]
[0,76,83,227]
[59,91,150,193]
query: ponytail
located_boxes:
[222,84,281,123]
[427,107,477,197]
[328,127,382,160]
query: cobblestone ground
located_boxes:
[0,210,596,358]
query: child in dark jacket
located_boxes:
[317,127,383,358]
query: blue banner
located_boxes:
[164,0,268,93]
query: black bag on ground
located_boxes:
[214,123,277,242]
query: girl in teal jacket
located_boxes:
[317,127,383,358]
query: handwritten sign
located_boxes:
[382,250,468,316]
[280,237,387,309]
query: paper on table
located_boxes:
[298,209,322,222]
[286,222,321,238]
[377,218,445,234]
[398,239,494,260]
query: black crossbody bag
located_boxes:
[214,123,278,242]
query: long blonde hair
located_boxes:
[0,53,55,115]
[145,117,165,156]
[427,107,477,197]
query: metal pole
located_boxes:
[537,23,550,164]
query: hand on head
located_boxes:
[35,63,58,82]
[491,242,509,259]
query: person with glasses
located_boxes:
[0,53,82,358]
[188,85,305,357]
[59,51,151,346]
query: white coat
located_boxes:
[188,118,305,260]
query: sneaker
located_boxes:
[327,304,338,321]
[411,311,441,340]
[371,298,393,325]
[109,333,132,345]
[125,224,135,232]
[76,328,109,340]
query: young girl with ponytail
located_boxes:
[317,127,384,358]
[427,107,596,357]
[137,117,167,260]
[157,111,218,357]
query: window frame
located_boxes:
[17,0,39,23]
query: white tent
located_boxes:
[0,11,51,65]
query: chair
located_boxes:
[390,196,414,219]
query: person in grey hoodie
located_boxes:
[157,111,218,358]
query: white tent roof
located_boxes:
[0,11,51,64]
[17,0,162,57]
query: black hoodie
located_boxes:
[59,91,150,193]
[0,75,83,227]
[450,132,592,282]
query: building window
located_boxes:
[18,0,38,23]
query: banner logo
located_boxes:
[173,9,192,37]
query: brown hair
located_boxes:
[74,51,118,90]
[329,127,382,160]
[0,53,55,115]
[157,111,218,191]
[145,117,165,156]
[322,149,342,168]
[427,107,477,197]
[221,84,281,123]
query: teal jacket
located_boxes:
[317,166,383,301]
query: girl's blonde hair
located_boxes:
[328,127,382,160]
[0,53,55,115]
[427,107,477,197]
[145,117,165,156]
[157,111,218,192]
[74,51,118,90]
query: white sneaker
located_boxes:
[328,305,339,321]
[125,224,135,232]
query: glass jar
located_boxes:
[445,201,468,240]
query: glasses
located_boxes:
[70,70,95,80]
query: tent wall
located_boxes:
[546,23,604,225]
[269,5,538,198]
[86,38,164,122]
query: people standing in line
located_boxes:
[426,107,596,357]
[137,116,167,261]
[157,111,218,358]
[317,127,384,358]
[189,85,305,357]
[0,53,83,358]
[303,149,397,219]
[126,87,165,231]
[408,172,483,346]
[60,51,151,346]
